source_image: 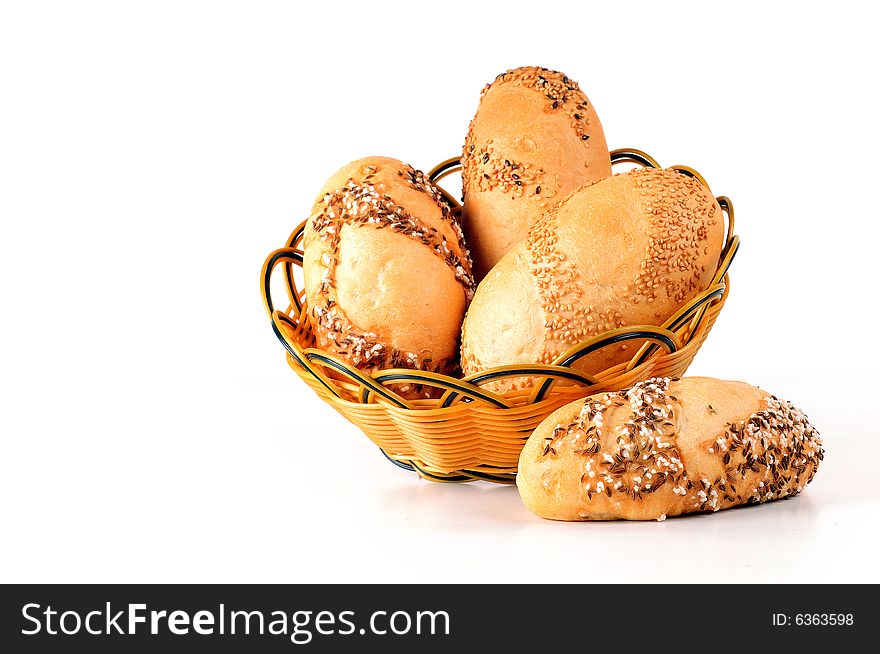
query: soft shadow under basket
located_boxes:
[261,148,739,483]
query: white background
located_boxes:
[2,1,879,583]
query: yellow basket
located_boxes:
[261,148,739,483]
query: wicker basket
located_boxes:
[261,148,739,483]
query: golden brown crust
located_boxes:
[460,168,724,389]
[516,377,824,521]
[461,66,611,279]
[302,157,474,385]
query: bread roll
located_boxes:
[461,66,611,279]
[303,157,475,388]
[461,168,724,391]
[517,377,824,521]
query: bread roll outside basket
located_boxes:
[261,149,739,483]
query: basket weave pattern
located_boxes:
[261,149,739,483]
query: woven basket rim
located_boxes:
[261,147,738,414]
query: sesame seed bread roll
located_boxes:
[303,157,475,392]
[460,168,724,391]
[461,66,611,280]
[517,377,824,521]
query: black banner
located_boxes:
[0,584,870,651]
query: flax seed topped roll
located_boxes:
[303,157,475,390]
[461,66,611,279]
[517,377,824,521]
[460,167,724,392]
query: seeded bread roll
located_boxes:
[460,167,724,392]
[303,157,475,390]
[517,377,824,521]
[461,66,611,280]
